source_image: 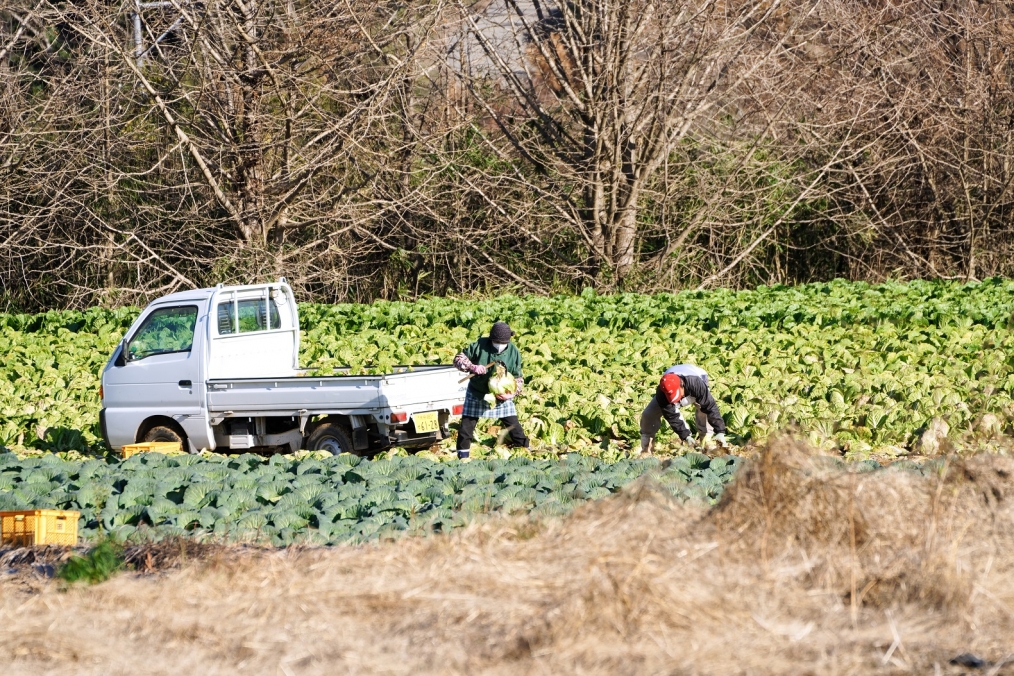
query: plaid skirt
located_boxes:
[462,388,518,419]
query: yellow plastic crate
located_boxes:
[121,441,182,459]
[1,510,80,547]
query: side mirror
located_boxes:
[114,344,127,367]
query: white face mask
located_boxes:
[493,342,508,353]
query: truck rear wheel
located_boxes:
[307,422,357,456]
[143,425,188,448]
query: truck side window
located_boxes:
[216,299,282,335]
[127,306,198,360]
[217,302,235,335]
[238,299,274,332]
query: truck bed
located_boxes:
[206,365,466,416]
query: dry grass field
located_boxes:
[3,439,1014,675]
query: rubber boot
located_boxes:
[640,434,654,455]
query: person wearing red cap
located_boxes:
[452,321,529,459]
[640,364,727,454]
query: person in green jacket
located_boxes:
[452,321,528,459]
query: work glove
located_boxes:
[714,433,728,448]
[471,363,487,375]
[683,436,699,449]
[495,391,515,402]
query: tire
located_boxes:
[307,422,357,456]
[143,424,188,450]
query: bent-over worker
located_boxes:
[452,321,529,459]
[640,364,727,454]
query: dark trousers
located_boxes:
[456,415,529,451]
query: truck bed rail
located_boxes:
[206,365,464,416]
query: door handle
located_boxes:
[179,380,192,387]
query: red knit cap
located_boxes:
[659,372,684,404]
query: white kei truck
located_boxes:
[99,280,467,455]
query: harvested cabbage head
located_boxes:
[484,363,517,405]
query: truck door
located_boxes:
[102,304,203,445]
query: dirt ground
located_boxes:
[2,440,1014,675]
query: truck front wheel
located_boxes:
[307,422,356,456]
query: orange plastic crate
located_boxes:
[1,510,79,547]
[121,441,182,459]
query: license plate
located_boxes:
[412,411,440,433]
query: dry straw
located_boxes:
[2,436,1013,674]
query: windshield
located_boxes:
[126,305,198,360]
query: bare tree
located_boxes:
[3,0,1014,311]
[0,0,444,308]
[449,0,820,284]
[793,0,1014,282]
[76,0,443,249]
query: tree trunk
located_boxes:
[612,200,639,282]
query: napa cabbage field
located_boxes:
[1,278,1011,544]
[2,278,1014,458]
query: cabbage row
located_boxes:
[3,278,1014,457]
[0,451,747,545]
